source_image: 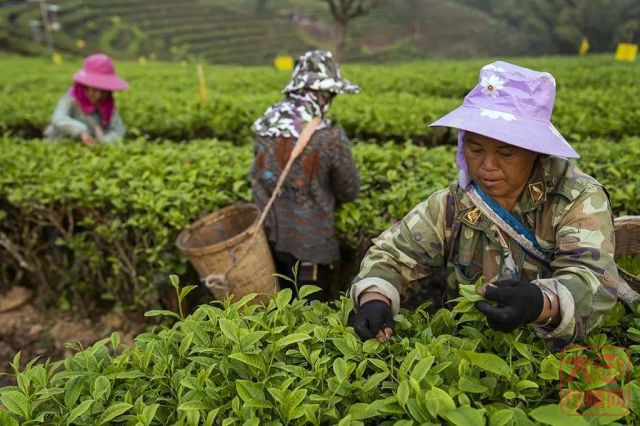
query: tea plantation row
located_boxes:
[1,136,638,313]
[1,283,639,424]
[1,54,639,143]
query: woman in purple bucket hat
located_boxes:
[348,61,630,352]
[45,53,128,145]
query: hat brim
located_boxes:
[430,105,579,158]
[74,71,129,91]
[283,75,360,94]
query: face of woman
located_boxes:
[463,132,538,210]
[85,86,110,105]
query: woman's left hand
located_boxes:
[475,279,545,332]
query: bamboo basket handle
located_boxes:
[205,117,322,292]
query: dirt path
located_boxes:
[0,287,142,387]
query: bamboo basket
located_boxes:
[176,117,322,304]
[614,215,640,292]
[176,203,278,303]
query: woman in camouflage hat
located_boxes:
[251,50,361,301]
[349,61,627,352]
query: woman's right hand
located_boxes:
[80,132,96,146]
[350,293,394,343]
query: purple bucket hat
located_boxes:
[430,61,578,162]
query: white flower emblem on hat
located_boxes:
[480,108,516,121]
[482,64,506,72]
[480,75,505,97]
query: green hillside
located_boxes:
[1,0,513,64]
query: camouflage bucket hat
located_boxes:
[283,50,360,94]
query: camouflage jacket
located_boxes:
[251,126,360,264]
[351,156,619,348]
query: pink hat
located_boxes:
[73,54,129,91]
[430,61,578,159]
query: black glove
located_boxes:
[349,300,395,341]
[475,279,544,333]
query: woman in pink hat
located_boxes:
[348,61,635,352]
[45,53,129,145]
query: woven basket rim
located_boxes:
[176,203,260,256]
[613,215,640,292]
[614,215,640,226]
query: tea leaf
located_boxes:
[178,400,208,411]
[528,404,589,426]
[66,399,93,425]
[236,380,264,402]
[228,353,264,372]
[0,390,29,419]
[425,386,455,418]
[298,285,322,300]
[64,376,84,408]
[397,380,410,407]
[276,333,311,348]
[218,318,240,344]
[458,375,489,394]
[0,412,19,426]
[489,408,513,426]
[362,372,389,393]
[98,402,133,424]
[410,356,435,383]
[441,406,485,426]
[516,380,539,392]
[459,285,484,302]
[91,376,111,401]
[275,289,293,308]
[141,403,159,424]
[240,331,268,347]
[459,351,511,376]
[144,310,181,320]
[110,332,121,351]
[179,285,198,301]
[333,357,351,382]
[105,370,146,380]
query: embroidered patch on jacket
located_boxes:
[529,182,544,203]
[465,208,481,224]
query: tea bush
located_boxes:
[1,136,639,313]
[1,282,639,425]
[1,54,639,143]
